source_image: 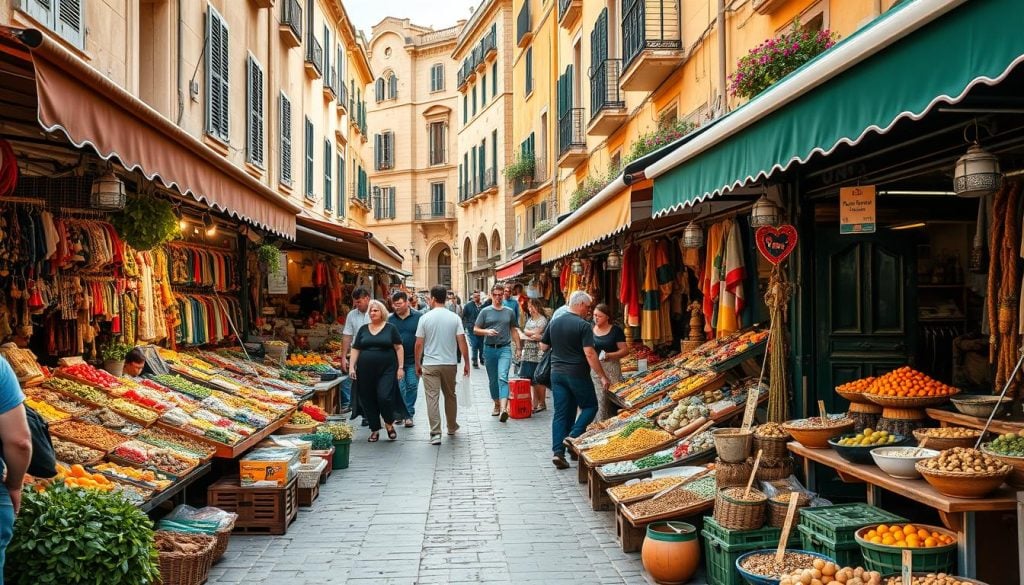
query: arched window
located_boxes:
[491,230,502,261]
[387,73,398,99]
[430,63,444,92]
[375,77,385,102]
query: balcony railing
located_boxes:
[516,1,531,46]
[337,82,349,112]
[590,59,624,119]
[305,36,323,76]
[623,0,682,71]
[281,0,302,41]
[481,28,497,58]
[459,177,480,202]
[324,67,337,99]
[482,168,497,191]
[558,108,585,156]
[457,67,468,89]
[415,202,455,220]
[512,156,548,196]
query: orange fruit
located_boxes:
[903,524,917,535]
[870,536,882,544]
[917,529,930,539]
[882,536,896,545]
[877,524,890,534]
[925,537,937,547]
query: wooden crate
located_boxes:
[614,504,647,553]
[207,476,298,535]
[297,482,320,507]
[577,455,590,485]
[587,465,626,512]
[311,448,334,484]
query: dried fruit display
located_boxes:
[670,371,720,401]
[79,408,143,436]
[25,398,71,423]
[25,388,92,416]
[882,574,978,585]
[51,420,127,451]
[608,476,687,500]
[44,377,111,406]
[916,427,981,439]
[54,463,115,492]
[93,462,173,491]
[109,398,160,423]
[52,437,104,465]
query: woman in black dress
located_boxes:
[350,300,409,441]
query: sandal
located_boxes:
[368,432,380,443]
[386,425,397,441]
[532,405,547,413]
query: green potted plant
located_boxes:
[110,194,181,251]
[257,243,282,276]
[100,340,132,377]
[6,484,160,585]
[317,421,354,469]
[729,24,838,99]
[502,152,536,184]
[533,219,555,239]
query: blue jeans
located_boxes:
[483,344,512,400]
[551,372,599,456]
[466,331,483,364]
[398,364,419,416]
[0,483,13,585]
[340,376,352,408]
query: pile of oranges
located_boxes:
[863,367,957,398]
[285,353,327,367]
[862,523,955,548]
[46,463,115,492]
[837,377,876,394]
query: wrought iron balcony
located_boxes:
[512,156,548,196]
[516,1,532,48]
[279,0,302,48]
[482,168,497,191]
[621,0,684,91]
[336,82,349,113]
[558,0,582,29]
[558,108,586,168]
[415,202,455,220]
[481,27,497,60]
[588,59,627,135]
[304,36,323,79]
[323,67,337,100]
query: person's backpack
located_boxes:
[0,404,57,479]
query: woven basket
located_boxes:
[296,459,327,489]
[912,428,982,451]
[915,462,1011,499]
[756,456,794,482]
[865,390,959,409]
[715,458,753,488]
[752,433,790,460]
[767,491,812,527]
[712,486,767,531]
[280,422,319,435]
[835,387,872,404]
[155,531,216,585]
[210,519,236,562]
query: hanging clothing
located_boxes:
[618,244,641,328]
[641,240,662,346]
[718,220,747,336]
[654,239,674,345]
[700,222,727,338]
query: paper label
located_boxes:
[840,185,877,234]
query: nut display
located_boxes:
[985,431,1024,456]
[861,524,955,548]
[626,485,707,518]
[915,427,980,439]
[919,447,1010,474]
[608,476,687,500]
[786,415,855,429]
[51,420,127,451]
[883,575,978,585]
[780,560,882,585]
[585,428,673,461]
[754,422,789,438]
[740,552,832,580]
[836,428,899,446]
[52,437,104,465]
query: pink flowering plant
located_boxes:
[729,25,838,99]
[624,119,695,165]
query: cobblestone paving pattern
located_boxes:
[207,368,688,585]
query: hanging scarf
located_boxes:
[618,244,641,328]
[718,220,746,336]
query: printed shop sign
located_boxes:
[840,185,876,234]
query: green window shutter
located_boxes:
[337,154,345,215]
[492,62,498,95]
[388,188,396,219]
[279,94,292,186]
[205,7,229,141]
[324,141,332,210]
[375,78,384,102]
[304,117,314,197]
[246,55,264,167]
[481,73,487,103]
[374,134,381,170]
[55,0,84,47]
[389,75,398,99]
[525,49,532,94]
[492,129,498,175]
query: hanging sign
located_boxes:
[840,186,876,234]
[755,225,798,265]
[267,252,289,295]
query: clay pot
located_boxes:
[103,359,124,377]
[641,522,700,585]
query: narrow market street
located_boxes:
[208,367,658,585]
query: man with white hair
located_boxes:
[541,291,610,469]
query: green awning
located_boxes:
[650,0,1024,216]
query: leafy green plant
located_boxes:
[502,152,535,182]
[6,484,160,585]
[729,24,838,99]
[110,194,180,251]
[257,244,282,275]
[569,166,620,211]
[317,422,354,442]
[623,119,696,165]
[533,219,555,238]
[101,340,132,362]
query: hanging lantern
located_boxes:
[571,259,583,275]
[750,194,781,227]
[203,212,217,236]
[606,249,622,270]
[89,170,126,210]
[681,220,704,249]
[953,142,1001,197]
[551,263,561,278]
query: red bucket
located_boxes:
[508,378,533,419]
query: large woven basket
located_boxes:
[752,433,790,460]
[712,486,767,531]
[155,531,216,585]
[915,462,1010,499]
[865,390,959,409]
[280,422,319,435]
[211,519,236,562]
[296,459,328,489]
[768,491,812,527]
[715,458,753,488]
[756,456,794,482]
[912,428,982,451]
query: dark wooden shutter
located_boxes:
[375,78,384,102]
[304,117,314,197]
[324,141,332,210]
[280,94,292,185]
[246,56,264,167]
[386,132,394,169]
[206,8,229,141]
[388,75,398,99]
[337,154,345,215]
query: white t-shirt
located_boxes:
[415,306,466,366]
[342,308,371,338]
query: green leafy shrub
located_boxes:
[100,341,132,362]
[6,484,159,585]
[502,152,535,182]
[623,119,695,165]
[729,24,838,99]
[317,421,354,442]
[533,219,555,238]
[110,195,180,251]
[257,244,282,275]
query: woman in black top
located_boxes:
[350,300,409,441]
[591,303,629,421]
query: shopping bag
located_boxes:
[457,372,473,407]
[534,351,552,387]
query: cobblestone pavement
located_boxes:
[207,367,665,585]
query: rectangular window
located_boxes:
[481,74,487,104]
[337,154,345,216]
[431,63,444,92]
[245,55,264,167]
[279,93,292,186]
[324,141,333,211]
[374,132,394,170]
[323,25,331,87]
[21,0,85,48]
[472,86,477,116]
[524,49,533,95]
[492,129,498,178]
[463,95,468,125]
[431,183,446,216]
[205,5,230,142]
[304,116,314,198]
[429,122,446,166]
[492,62,498,96]
[374,187,396,220]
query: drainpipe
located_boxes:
[717,0,727,116]
[176,0,184,125]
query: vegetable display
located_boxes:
[59,363,123,390]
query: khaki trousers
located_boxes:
[422,365,459,436]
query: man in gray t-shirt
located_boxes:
[474,285,521,421]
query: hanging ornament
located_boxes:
[681,221,704,248]
[755,225,798,265]
[750,194,781,227]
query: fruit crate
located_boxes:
[207,476,297,535]
[798,503,906,544]
[702,522,802,585]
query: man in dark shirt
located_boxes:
[541,291,610,469]
[388,291,421,427]
[462,292,484,367]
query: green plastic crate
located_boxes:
[798,524,862,568]
[798,504,906,544]
[859,537,956,575]
[702,522,802,585]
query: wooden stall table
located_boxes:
[311,376,344,415]
[587,464,630,512]
[614,499,714,553]
[789,441,1017,578]
[925,408,1024,434]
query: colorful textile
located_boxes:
[719,220,746,336]
[618,244,640,328]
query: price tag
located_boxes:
[901,549,913,583]
[775,493,801,563]
[741,387,760,430]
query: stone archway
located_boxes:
[428,242,452,289]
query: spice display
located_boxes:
[79,408,143,436]
[861,524,955,548]
[109,398,160,423]
[635,452,674,469]
[112,440,198,475]
[608,476,687,500]
[670,372,719,401]
[289,412,316,426]
[740,552,833,580]
[984,431,1024,456]
[754,422,789,438]
[720,486,765,502]
[863,367,957,398]
[52,437,104,465]
[25,398,71,423]
[59,363,123,390]
[836,428,900,446]
[681,329,768,371]
[93,462,173,491]
[44,377,112,406]
[25,388,92,416]
[661,398,709,431]
[919,447,1009,474]
[51,420,127,451]
[915,427,980,439]
[626,485,708,518]
[618,419,655,438]
[137,427,217,459]
[151,374,213,399]
[882,575,978,585]
[585,428,672,461]
[599,460,640,476]
[624,372,684,406]
[673,430,715,459]
[780,561,882,585]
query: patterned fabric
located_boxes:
[520,315,548,363]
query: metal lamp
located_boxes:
[571,259,584,275]
[606,249,622,270]
[89,170,126,210]
[953,142,1001,198]
[681,220,704,249]
[750,194,781,227]
[551,263,561,278]
[203,212,217,236]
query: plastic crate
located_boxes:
[508,398,533,419]
[798,525,862,568]
[702,528,802,585]
[702,516,789,548]
[798,503,906,544]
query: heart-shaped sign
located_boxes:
[756,225,798,265]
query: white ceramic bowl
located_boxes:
[870,446,940,479]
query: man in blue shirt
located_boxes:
[388,291,421,427]
[462,292,483,368]
[0,355,31,583]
